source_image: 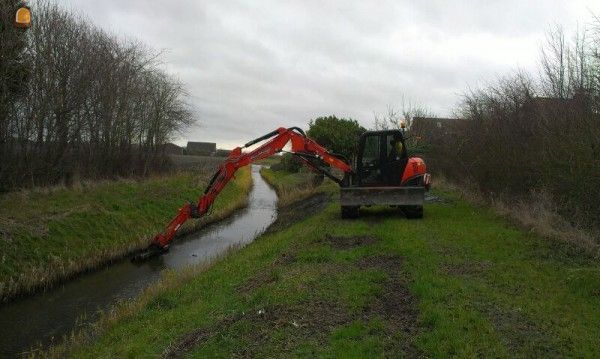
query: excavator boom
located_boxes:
[132,127,352,261]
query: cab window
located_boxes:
[361,135,379,166]
[386,134,404,161]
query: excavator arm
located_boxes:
[133,127,352,261]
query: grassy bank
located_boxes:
[434,176,599,258]
[260,168,329,206]
[0,167,252,302]
[52,185,598,357]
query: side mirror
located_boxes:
[14,7,31,29]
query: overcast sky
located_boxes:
[51,0,600,148]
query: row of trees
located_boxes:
[0,1,192,190]
[426,24,600,229]
[271,25,599,231]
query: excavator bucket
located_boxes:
[131,243,167,262]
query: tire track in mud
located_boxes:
[163,230,422,358]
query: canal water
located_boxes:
[0,165,278,357]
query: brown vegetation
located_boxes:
[435,175,598,257]
[0,1,191,190]
[421,24,600,239]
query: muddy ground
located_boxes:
[264,192,332,234]
[163,230,421,358]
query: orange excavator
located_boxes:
[133,127,430,261]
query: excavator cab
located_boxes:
[340,129,429,219]
[134,126,430,261]
[356,130,408,187]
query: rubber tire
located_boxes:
[402,205,423,219]
[341,205,360,219]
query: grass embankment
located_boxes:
[260,168,329,206]
[54,181,599,357]
[435,176,599,257]
[255,156,282,167]
[0,167,252,302]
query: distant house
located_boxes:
[186,141,216,156]
[162,142,184,155]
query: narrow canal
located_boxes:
[0,165,278,357]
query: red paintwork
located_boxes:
[152,128,353,249]
[401,157,428,185]
[151,129,431,250]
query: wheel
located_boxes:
[402,205,423,219]
[341,205,360,219]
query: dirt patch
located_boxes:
[356,254,403,271]
[319,234,377,250]
[164,255,421,357]
[441,260,493,277]
[163,300,352,358]
[356,255,422,357]
[478,304,561,357]
[265,192,331,234]
[165,253,421,357]
[163,327,210,358]
[232,301,351,357]
[432,243,454,256]
[272,251,297,266]
[236,270,279,294]
[236,251,297,294]
[163,315,239,359]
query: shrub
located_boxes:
[426,25,600,230]
[307,115,366,160]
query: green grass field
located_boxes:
[57,183,599,358]
[0,167,252,302]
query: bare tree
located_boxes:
[433,21,600,229]
[0,1,192,189]
[373,99,432,130]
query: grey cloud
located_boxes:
[47,0,600,148]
